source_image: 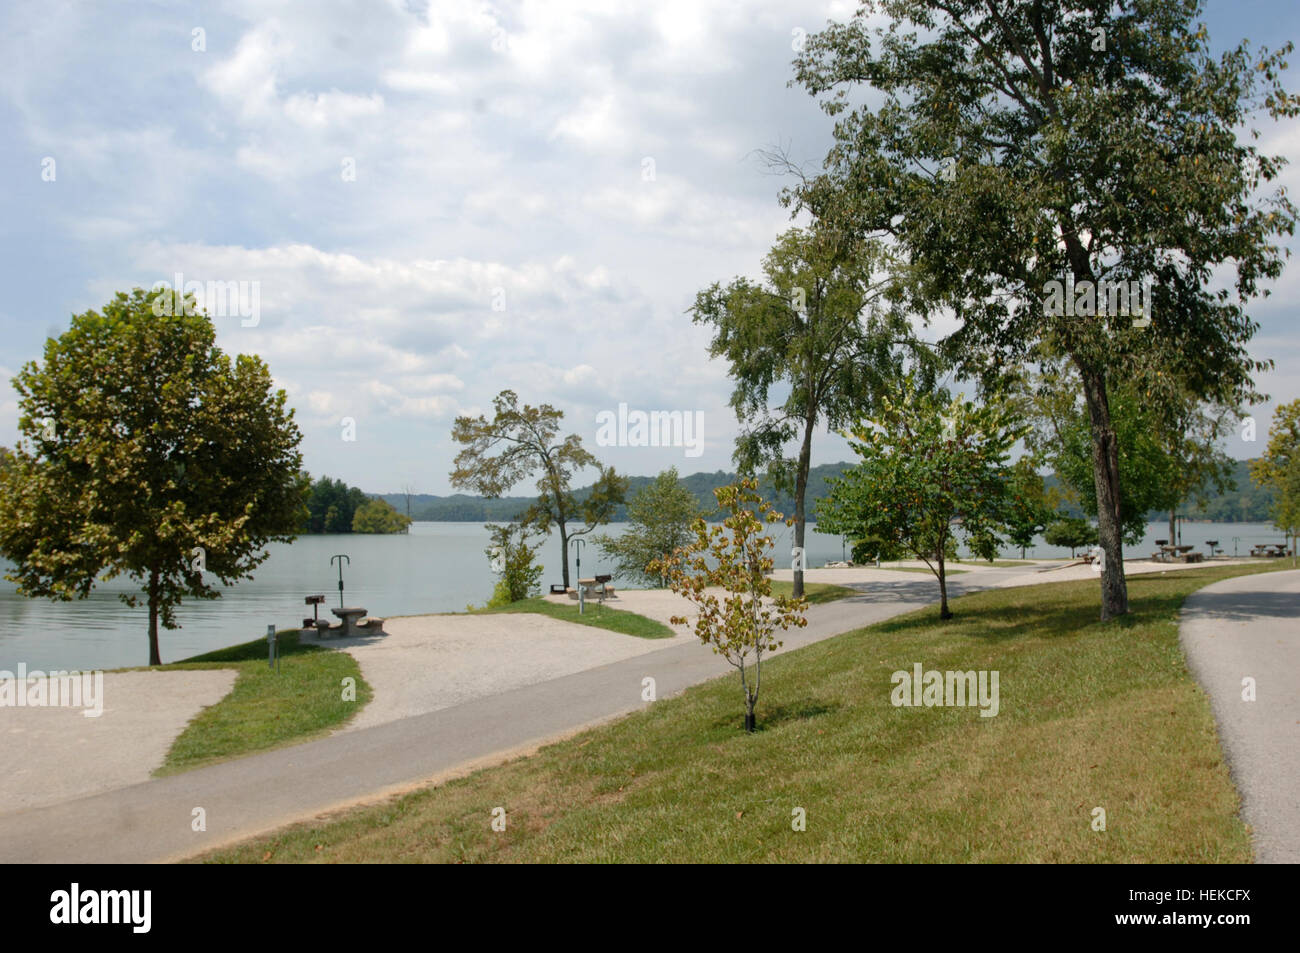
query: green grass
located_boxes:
[149,629,372,776]
[201,562,1286,863]
[769,580,859,604]
[477,597,674,639]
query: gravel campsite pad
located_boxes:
[0,668,237,812]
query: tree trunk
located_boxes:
[937,552,951,620]
[792,417,815,599]
[559,522,570,589]
[147,568,161,666]
[1168,508,1176,545]
[1077,363,1129,620]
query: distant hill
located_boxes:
[378,463,851,523]
[379,458,1276,524]
[1041,458,1274,523]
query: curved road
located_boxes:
[0,568,1045,863]
[1180,568,1300,864]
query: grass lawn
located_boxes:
[149,630,372,776]
[769,579,859,604]
[201,562,1282,863]
[477,596,675,639]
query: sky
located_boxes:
[1,0,1297,496]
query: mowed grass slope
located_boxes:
[768,580,859,604]
[477,597,675,638]
[152,630,372,776]
[203,564,1278,863]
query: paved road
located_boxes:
[1180,569,1300,864]
[0,566,1030,863]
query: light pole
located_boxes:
[331,554,350,608]
[569,538,585,614]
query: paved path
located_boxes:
[2,568,1039,863]
[1180,569,1300,864]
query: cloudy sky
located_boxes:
[1,0,1297,496]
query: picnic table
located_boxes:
[1251,543,1290,558]
[330,607,367,636]
[571,576,616,602]
[1154,544,1200,563]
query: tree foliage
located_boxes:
[305,476,371,533]
[483,521,545,605]
[0,288,304,664]
[351,497,412,534]
[592,467,702,587]
[1005,457,1053,558]
[690,225,911,597]
[1026,364,1234,544]
[451,390,626,588]
[1251,399,1300,554]
[790,0,1297,619]
[1043,517,1098,557]
[649,480,808,732]
[817,373,1025,618]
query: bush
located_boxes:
[484,522,544,604]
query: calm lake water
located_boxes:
[0,520,1287,670]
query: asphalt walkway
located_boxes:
[1180,568,1300,864]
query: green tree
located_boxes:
[1275,456,1300,561]
[305,476,369,533]
[1043,517,1098,558]
[1252,400,1300,556]
[817,374,1024,619]
[0,288,304,664]
[1029,365,1233,545]
[592,467,702,587]
[791,1,1296,619]
[483,522,545,605]
[691,226,909,600]
[451,390,627,589]
[851,534,904,565]
[351,498,413,534]
[1005,458,1052,559]
[649,480,808,732]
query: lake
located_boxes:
[0,520,1288,670]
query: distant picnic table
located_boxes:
[1153,544,1201,563]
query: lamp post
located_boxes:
[331,554,350,608]
[570,538,585,614]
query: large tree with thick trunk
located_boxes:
[790,0,1294,619]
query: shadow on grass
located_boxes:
[708,699,840,734]
[862,572,1234,645]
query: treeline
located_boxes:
[303,475,411,534]
[381,459,1275,524]
[380,463,850,523]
